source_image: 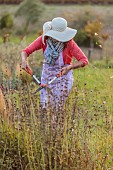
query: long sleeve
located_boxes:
[69,40,89,66]
[22,36,43,56]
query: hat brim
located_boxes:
[43,27,77,42]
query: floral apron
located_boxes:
[40,46,74,110]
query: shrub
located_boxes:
[15,0,45,33]
[0,14,13,29]
[63,9,103,47]
[74,28,99,47]
[74,29,88,46]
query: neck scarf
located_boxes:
[44,38,64,66]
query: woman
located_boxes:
[21,17,88,111]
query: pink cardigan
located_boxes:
[23,35,88,66]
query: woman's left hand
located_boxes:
[61,65,72,75]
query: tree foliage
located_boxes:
[63,9,104,47]
[85,20,103,37]
[15,0,45,33]
[0,14,13,29]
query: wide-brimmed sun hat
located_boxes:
[42,17,77,44]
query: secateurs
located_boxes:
[23,67,62,94]
[23,66,41,85]
[33,71,62,94]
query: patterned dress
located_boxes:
[40,45,74,111]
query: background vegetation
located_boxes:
[1,0,113,4]
[0,1,113,169]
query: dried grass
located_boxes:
[0,87,7,117]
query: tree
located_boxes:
[85,19,103,59]
[15,0,45,34]
[99,33,109,60]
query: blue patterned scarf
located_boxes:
[44,38,64,66]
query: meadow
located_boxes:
[0,3,113,170]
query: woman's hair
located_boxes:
[64,42,69,48]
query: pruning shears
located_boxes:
[23,66,41,85]
[23,67,62,94]
[33,71,62,94]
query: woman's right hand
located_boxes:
[21,52,32,75]
[21,52,28,70]
[21,58,28,70]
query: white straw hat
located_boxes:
[42,17,77,44]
